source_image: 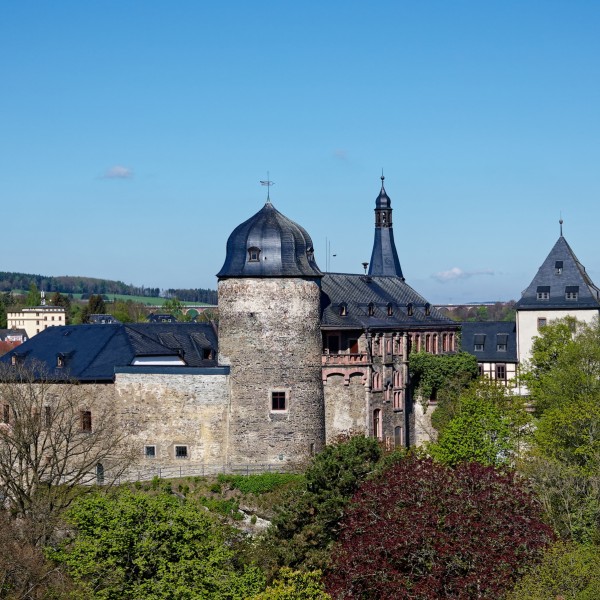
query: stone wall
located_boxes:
[218,278,326,467]
[114,369,230,467]
[323,373,368,442]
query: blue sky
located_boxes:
[1,1,599,303]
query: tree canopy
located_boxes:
[429,379,531,467]
[326,456,554,599]
[51,489,265,600]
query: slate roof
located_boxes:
[0,323,219,382]
[217,201,323,279]
[460,321,517,363]
[368,176,404,279]
[320,273,456,330]
[516,235,600,310]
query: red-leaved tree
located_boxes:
[326,456,554,599]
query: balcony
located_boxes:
[322,352,370,366]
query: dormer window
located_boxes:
[537,286,550,300]
[555,261,563,275]
[307,246,314,261]
[474,334,485,352]
[496,334,508,352]
[387,303,393,316]
[248,247,261,262]
[407,303,413,316]
[339,303,348,316]
[565,286,579,300]
[57,355,64,368]
[368,303,375,316]
[425,303,431,316]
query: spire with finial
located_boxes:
[260,172,274,204]
[560,217,564,237]
[368,173,404,279]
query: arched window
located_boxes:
[407,303,413,316]
[339,303,348,316]
[373,409,382,439]
[394,426,403,447]
[368,302,375,316]
[387,303,393,316]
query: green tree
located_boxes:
[81,294,107,323]
[50,291,72,324]
[409,351,478,407]
[25,283,41,307]
[163,297,192,322]
[110,299,148,323]
[429,379,531,467]
[51,489,265,600]
[249,569,330,600]
[258,435,382,574]
[508,541,600,600]
[522,317,600,416]
[519,456,600,544]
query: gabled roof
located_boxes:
[516,235,600,310]
[0,323,219,382]
[320,273,456,330]
[460,321,517,363]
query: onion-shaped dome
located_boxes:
[217,201,323,278]
[375,176,391,209]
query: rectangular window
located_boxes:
[538,317,547,330]
[80,410,92,433]
[175,445,188,459]
[565,286,579,301]
[145,445,156,458]
[44,406,51,427]
[536,286,550,300]
[271,391,287,411]
[496,364,506,380]
[555,260,563,274]
[3,404,9,424]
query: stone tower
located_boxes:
[368,174,404,279]
[217,198,326,468]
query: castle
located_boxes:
[2,177,459,471]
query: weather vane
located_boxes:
[260,171,274,203]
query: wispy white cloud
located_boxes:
[432,267,494,282]
[102,165,134,179]
[333,149,348,161]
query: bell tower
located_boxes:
[368,174,404,279]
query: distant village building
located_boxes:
[7,305,66,339]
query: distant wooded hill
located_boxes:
[0,272,218,304]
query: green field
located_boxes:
[11,291,214,307]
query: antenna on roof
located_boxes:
[260,172,274,204]
[559,215,564,237]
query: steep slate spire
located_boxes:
[368,174,404,279]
